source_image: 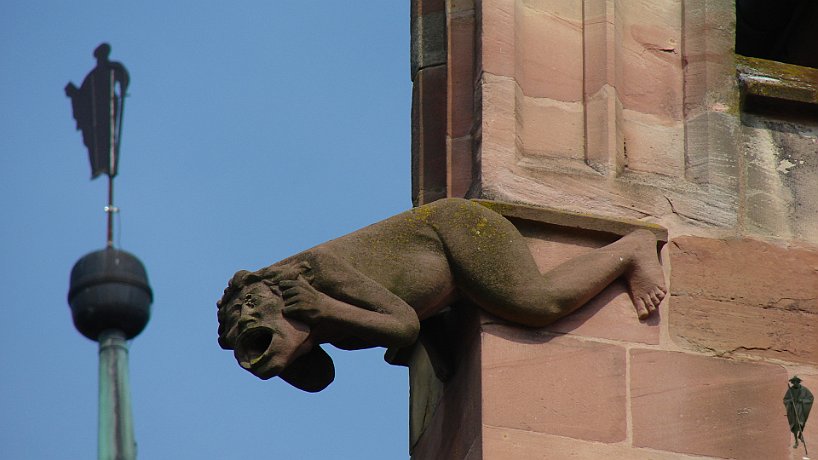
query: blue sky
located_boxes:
[1,2,413,458]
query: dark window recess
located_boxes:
[742,97,818,124]
[736,0,818,69]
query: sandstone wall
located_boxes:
[413,0,818,244]
[408,0,817,458]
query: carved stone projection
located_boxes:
[216,198,665,392]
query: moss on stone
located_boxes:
[737,55,818,105]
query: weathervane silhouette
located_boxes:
[66,42,130,247]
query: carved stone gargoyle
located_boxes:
[216,198,666,392]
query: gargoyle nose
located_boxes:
[237,302,260,327]
[237,315,257,330]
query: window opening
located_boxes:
[736,0,818,69]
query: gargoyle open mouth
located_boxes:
[235,327,274,370]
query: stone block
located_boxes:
[682,1,742,197]
[413,0,444,15]
[480,0,515,77]
[671,296,817,366]
[448,9,475,139]
[613,0,686,177]
[412,65,448,205]
[620,109,685,177]
[448,135,473,198]
[741,128,796,239]
[740,115,818,244]
[671,237,809,304]
[483,426,719,459]
[614,0,683,121]
[631,349,790,459]
[517,93,584,162]
[478,73,517,186]
[582,0,612,96]
[449,0,475,14]
[482,328,627,443]
[669,236,818,365]
[576,0,620,172]
[584,86,616,172]
[411,0,446,78]
[683,111,740,189]
[516,0,583,101]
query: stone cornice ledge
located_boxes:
[472,199,668,243]
[737,55,818,105]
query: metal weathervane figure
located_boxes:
[66,42,130,247]
[785,376,813,456]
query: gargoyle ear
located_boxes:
[279,346,335,393]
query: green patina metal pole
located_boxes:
[98,329,136,460]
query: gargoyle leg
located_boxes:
[431,200,664,326]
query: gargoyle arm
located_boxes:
[278,248,420,350]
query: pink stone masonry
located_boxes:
[631,349,790,459]
[670,237,818,365]
[408,0,818,457]
[482,328,627,443]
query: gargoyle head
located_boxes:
[217,266,334,392]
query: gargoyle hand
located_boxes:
[280,275,328,325]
